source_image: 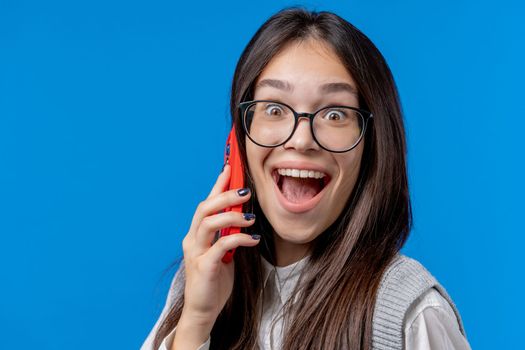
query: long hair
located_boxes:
[153,7,411,349]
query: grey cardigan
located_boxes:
[142,253,467,350]
[372,254,466,349]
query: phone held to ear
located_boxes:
[219,126,245,263]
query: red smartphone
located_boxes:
[219,126,245,263]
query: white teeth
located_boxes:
[277,168,326,179]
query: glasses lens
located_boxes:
[312,107,364,152]
[244,102,295,147]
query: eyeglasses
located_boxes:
[239,100,373,153]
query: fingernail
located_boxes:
[243,213,256,221]
[237,188,250,196]
[251,234,261,240]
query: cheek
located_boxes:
[336,147,364,194]
[245,139,270,186]
[245,139,258,172]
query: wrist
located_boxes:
[179,307,216,330]
[171,309,214,349]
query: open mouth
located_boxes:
[272,168,331,204]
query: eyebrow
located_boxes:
[255,79,358,96]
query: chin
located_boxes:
[270,219,324,243]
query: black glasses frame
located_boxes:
[238,100,374,153]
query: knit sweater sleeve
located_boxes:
[372,254,469,350]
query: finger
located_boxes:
[190,187,252,234]
[207,163,230,199]
[204,233,261,264]
[188,165,232,234]
[195,211,256,250]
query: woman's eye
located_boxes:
[265,105,284,116]
[324,110,346,121]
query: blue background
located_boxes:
[1,0,523,348]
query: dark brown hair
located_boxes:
[153,7,411,349]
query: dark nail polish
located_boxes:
[243,213,256,221]
[251,234,261,240]
[237,188,250,196]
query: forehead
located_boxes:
[255,39,356,89]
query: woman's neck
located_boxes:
[273,234,312,267]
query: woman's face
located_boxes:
[246,39,365,266]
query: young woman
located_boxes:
[142,8,471,350]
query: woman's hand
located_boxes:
[173,164,260,347]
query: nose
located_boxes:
[283,115,320,152]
